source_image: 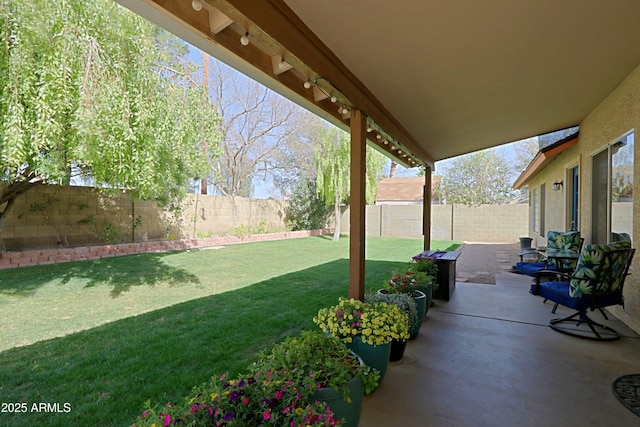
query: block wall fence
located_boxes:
[1,184,528,269]
[341,203,529,243]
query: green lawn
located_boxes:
[0,236,458,426]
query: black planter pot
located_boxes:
[389,339,408,361]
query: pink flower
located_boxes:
[275,390,283,400]
[263,410,271,420]
[160,413,171,426]
[242,397,250,405]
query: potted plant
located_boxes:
[365,292,417,361]
[313,298,409,384]
[410,255,439,308]
[251,330,379,427]
[133,369,342,426]
[381,270,430,337]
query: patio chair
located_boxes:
[516,231,583,312]
[515,230,583,276]
[611,232,632,244]
[529,241,635,341]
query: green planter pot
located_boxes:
[313,375,364,427]
[416,283,433,316]
[409,289,426,338]
[346,335,391,385]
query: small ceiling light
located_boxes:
[367,126,373,132]
[383,140,388,145]
[303,81,312,89]
[391,145,396,150]
[330,96,337,103]
[398,150,402,154]
[341,106,349,115]
[240,32,250,46]
[278,59,289,71]
[376,134,382,140]
[192,0,203,11]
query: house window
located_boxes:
[591,131,634,244]
[532,184,545,234]
[568,166,579,231]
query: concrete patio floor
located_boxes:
[361,273,640,426]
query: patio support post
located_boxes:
[423,166,432,250]
[349,109,366,301]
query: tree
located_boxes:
[270,110,324,199]
[315,126,385,240]
[513,137,539,174]
[285,178,331,231]
[207,60,298,197]
[0,0,221,243]
[439,150,517,206]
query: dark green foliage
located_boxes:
[286,178,331,230]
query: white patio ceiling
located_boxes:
[117,0,640,168]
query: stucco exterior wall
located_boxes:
[580,64,640,333]
[526,144,581,247]
[526,63,640,333]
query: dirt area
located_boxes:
[454,242,522,284]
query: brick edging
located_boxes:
[0,229,333,269]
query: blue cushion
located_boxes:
[536,281,623,311]
[537,282,579,309]
[516,261,556,276]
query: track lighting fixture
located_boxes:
[240,32,249,46]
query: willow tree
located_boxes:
[315,126,385,241]
[0,0,220,241]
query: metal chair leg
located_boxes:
[549,311,620,341]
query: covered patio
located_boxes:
[109,1,640,424]
[363,271,640,425]
[116,0,640,304]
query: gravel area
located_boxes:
[454,242,522,284]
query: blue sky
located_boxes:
[186,43,532,199]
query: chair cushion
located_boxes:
[516,261,555,276]
[546,231,581,270]
[537,281,623,311]
[611,232,632,244]
[536,282,581,310]
[570,241,631,297]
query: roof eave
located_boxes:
[512,132,580,189]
